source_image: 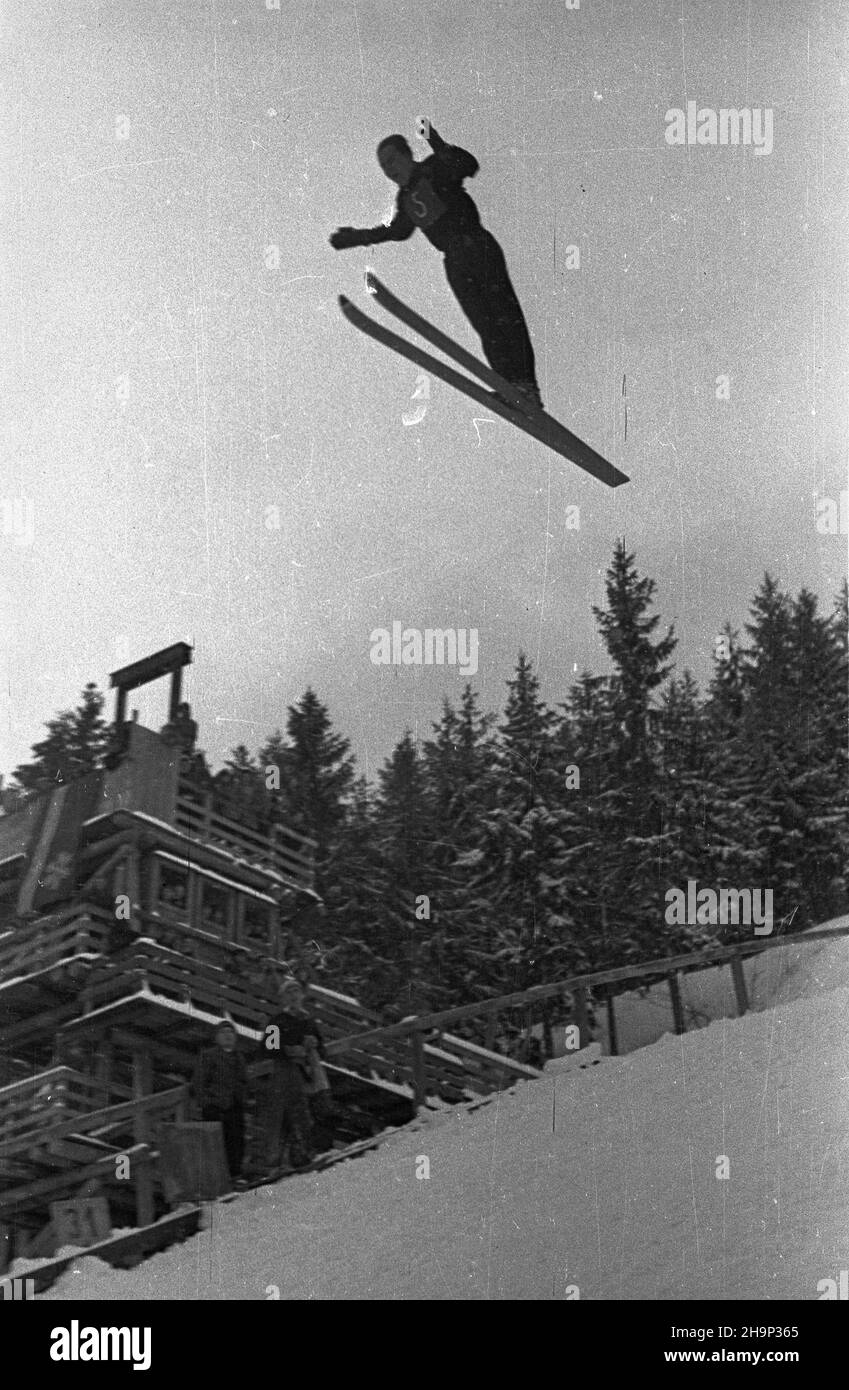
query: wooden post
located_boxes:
[131,1049,155,1227]
[668,972,686,1034]
[126,841,141,931]
[169,665,182,722]
[94,1042,113,1110]
[730,956,749,1016]
[606,995,619,1056]
[541,1001,554,1060]
[410,1030,427,1109]
[573,987,589,1051]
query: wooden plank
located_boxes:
[0,1144,153,1211]
[25,1207,202,1296]
[410,1032,427,1108]
[158,1123,231,1202]
[0,1085,187,1161]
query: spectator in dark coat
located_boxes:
[193,1021,249,1181]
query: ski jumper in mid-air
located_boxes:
[330,122,543,414]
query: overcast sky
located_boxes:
[1,0,846,783]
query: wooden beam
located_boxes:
[23,1206,202,1296]
[573,987,589,1051]
[109,643,193,697]
[730,958,749,1016]
[132,1049,155,1226]
[168,665,183,722]
[0,1145,153,1210]
[109,1027,196,1070]
[410,1032,427,1109]
[668,973,686,1034]
[606,996,619,1056]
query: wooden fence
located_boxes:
[174,783,317,890]
[327,921,849,1105]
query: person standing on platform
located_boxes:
[261,978,323,1172]
[192,1021,249,1184]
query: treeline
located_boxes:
[10,542,848,1019]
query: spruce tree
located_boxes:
[368,733,437,1012]
[784,587,849,922]
[470,655,578,1003]
[589,542,681,962]
[738,575,803,928]
[420,687,499,1010]
[13,684,109,791]
[276,689,356,884]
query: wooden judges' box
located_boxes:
[157,1122,231,1202]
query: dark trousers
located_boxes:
[201,1103,245,1180]
[443,230,538,388]
[263,1062,314,1168]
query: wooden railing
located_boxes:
[0,1087,190,1231]
[0,1065,133,1152]
[327,921,849,1103]
[175,782,316,890]
[0,903,113,990]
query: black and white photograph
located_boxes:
[1,0,847,1336]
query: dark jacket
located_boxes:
[352,128,482,254]
[193,1046,248,1111]
[263,1010,325,1064]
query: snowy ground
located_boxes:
[41,970,849,1301]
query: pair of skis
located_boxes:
[339,272,629,489]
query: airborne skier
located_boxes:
[329,121,543,414]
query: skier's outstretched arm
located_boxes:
[330,207,414,250]
[425,123,479,180]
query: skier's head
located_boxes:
[377,135,414,186]
[277,976,305,1011]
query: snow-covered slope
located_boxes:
[42,980,849,1301]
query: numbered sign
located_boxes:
[50,1197,112,1249]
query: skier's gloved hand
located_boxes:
[329,226,365,250]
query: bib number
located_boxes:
[405,177,446,230]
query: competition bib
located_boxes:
[403,176,446,230]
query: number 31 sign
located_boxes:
[50,1197,112,1249]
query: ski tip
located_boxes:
[364,268,378,294]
